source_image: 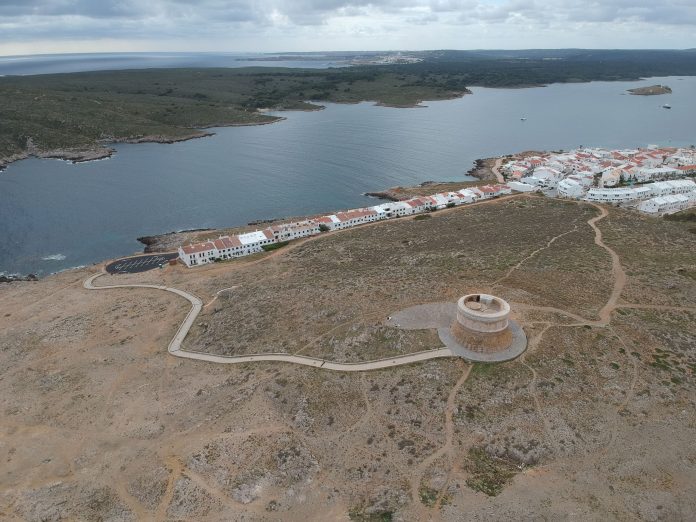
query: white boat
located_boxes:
[520,117,527,121]
[662,104,672,109]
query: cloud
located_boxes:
[0,0,694,53]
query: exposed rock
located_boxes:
[0,273,38,283]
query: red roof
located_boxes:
[222,236,242,248]
[336,209,376,222]
[263,229,274,240]
[181,241,215,255]
[406,198,427,207]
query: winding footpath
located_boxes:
[84,272,453,371]
[84,199,692,373]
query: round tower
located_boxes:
[451,294,514,353]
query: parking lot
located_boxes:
[105,253,179,274]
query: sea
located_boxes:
[1,70,694,276]
[0,52,349,76]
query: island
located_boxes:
[627,84,672,95]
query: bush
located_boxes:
[464,447,519,496]
[262,241,289,252]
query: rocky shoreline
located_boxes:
[0,273,38,284]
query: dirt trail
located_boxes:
[587,203,627,324]
[409,362,472,519]
[520,324,559,454]
[154,456,184,522]
[493,223,579,287]
[512,202,627,327]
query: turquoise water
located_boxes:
[1,76,694,276]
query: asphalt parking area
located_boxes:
[105,253,179,274]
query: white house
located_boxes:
[429,194,451,209]
[370,205,389,220]
[376,201,415,218]
[600,169,621,187]
[557,178,586,199]
[405,197,431,212]
[179,241,217,267]
[237,230,276,255]
[457,188,479,202]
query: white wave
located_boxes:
[42,253,67,261]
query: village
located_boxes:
[504,145,696,212]
[178,145,696,268]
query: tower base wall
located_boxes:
[450,320,513,353]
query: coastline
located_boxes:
[0,117,285,172]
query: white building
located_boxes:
[600,169,621,187]
[585,186,652,204]
[635,167,681,183]
[647,179,696,197]
[456,189,478,202]
[236,230,276,255]
[405,197,432,212]
[269,221,321,241]
[429,194,451,209]
[638,194,691,215]
[179,241,218,267]
[507,181,538,193]
[557,178,586,199]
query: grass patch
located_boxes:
[348,509,393,522]
[464,447,519,497]
[413,214,432,221]
[419,487,438,507]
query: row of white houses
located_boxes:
[178,184,513,267]
[558,179,696,204]
[637,193,696,215]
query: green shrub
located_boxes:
[262,241,289,252]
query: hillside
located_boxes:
[2,196,695,519]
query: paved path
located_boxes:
[491,157,506,183]
[84,272,454,371]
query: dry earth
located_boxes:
[1,196,695,521]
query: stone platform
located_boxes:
[387,302,527,363]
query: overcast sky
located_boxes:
[1,0,695,56]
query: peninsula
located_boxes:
[2,48,696,170]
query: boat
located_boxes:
[663,104,672,109]
[520,117,527,121]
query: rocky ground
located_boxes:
[1,196,695,521]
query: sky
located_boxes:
[0,0,695,56]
